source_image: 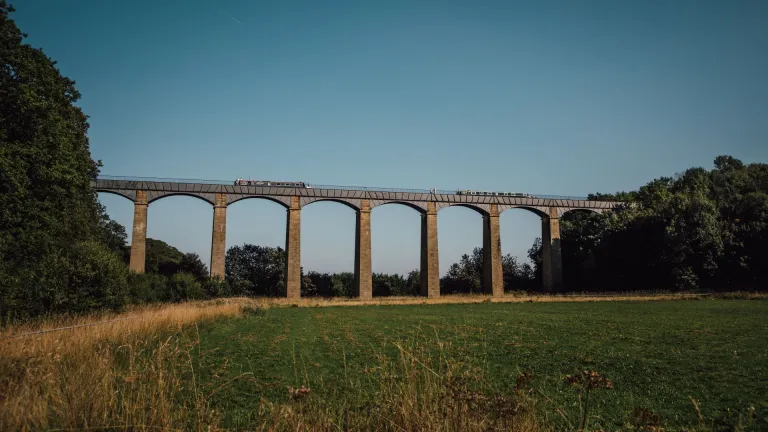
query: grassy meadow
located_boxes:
[1,296,766,431]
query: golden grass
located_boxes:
[0,298,258,431]
[0,297,547,431]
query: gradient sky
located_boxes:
[12,0,768,275]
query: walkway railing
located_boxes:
[96,175,592,201]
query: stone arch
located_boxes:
[499,205,549,218]
[227,195,291,208]
[369,200,427,214]
[436,202,490,216]
[557,207,606,218]
[146,191,216,206]
[95,189,136,202]
[301,197,360,211]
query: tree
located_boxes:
[145,238,185,276]
[0,2,129,321]
[225,244,285,296]
[531,155,768,292]
[441,247,536,294]
[178,253,208,281]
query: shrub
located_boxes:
[203,276,231,298]
[127,273,169,304]
[2,240,129,321]
[168,272,204,302]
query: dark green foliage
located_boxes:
[542,156,768,292]
[372,271,420,297]
[0,3,130,321]
[440,247,536,294]
[329,272,354,297]
[143,238,208,281]
[225,244,285,296]
[168,272,204,302]
[127,273,169,304]
[203,276,231,298]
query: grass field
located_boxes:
[1,296,766,431]
[196,299,768,431]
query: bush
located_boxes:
[127,273,170,304]
[168,273,204,302]
[203,277,231,298]
[6,241,130,320]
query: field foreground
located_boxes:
[1,296,766,431]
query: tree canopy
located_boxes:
[531,156,768,292]
[0,2,128,320]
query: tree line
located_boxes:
[543,155,768,292]
[1,3,766,323]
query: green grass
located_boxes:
[192,299,768,431]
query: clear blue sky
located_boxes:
[12,0,768,275]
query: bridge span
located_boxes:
[93,176,625,299]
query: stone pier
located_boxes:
[542,207,563,292]
[210,193,227,278]
[285,196,302,299]
[483,203,504,296]
[129,190,148,273]
[354,199,373,299]
[420,201,440,297]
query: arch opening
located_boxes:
[499,208,540,293]
[500,206,547,218]
[302,198,360,211]
[96,192,135,260]
[225,198,289,297]
[372,201,426,214]
[145,195,213,273]
[560,207,604,217]
[228,195,289,209]
[95,189,135,203]
[371,204,421,297]
[438,203,489,217]
[436,205,485,295]
[147,192,215,206]
[301,201,357,297]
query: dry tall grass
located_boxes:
[0,297,548,431]
[0,298,255,431]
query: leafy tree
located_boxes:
[0,2,129,321]
[168,272,204,302]
[145,238,185,276]
[401,269,420,296]
[441,247,536,294]
[331,272,354,297]
[178,253,208,281]
[373,273,407,297]
[127,273,169,304]
[225,244,285,296]
[547,155,768,292]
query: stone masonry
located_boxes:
[542,206,563,292]
[210,193,227,278]
[354,199,373,299]
[483,203,504,297]
[129,190,148,273]
[285,196,302,299]
[420,201,440,297]
[95,178,610,296]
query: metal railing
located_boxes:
[96,175,592,200]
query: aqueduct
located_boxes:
[94,176,623,299]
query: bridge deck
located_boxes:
[92,176,622,211]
